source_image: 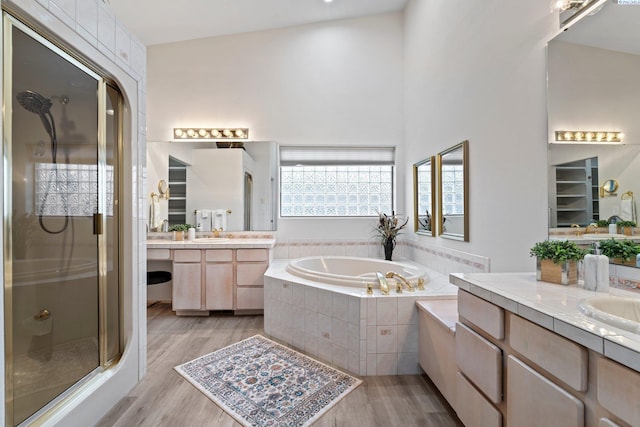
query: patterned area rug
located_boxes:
[174,335,362,426]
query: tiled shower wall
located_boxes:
[273,237,491,275]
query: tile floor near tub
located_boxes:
[264,275,457,376]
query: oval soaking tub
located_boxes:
[286,256,426,287]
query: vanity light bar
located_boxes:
[555,131,623,143]
[173,128,249,140]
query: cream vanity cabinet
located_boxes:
[172,250,203,310]
[453,287,635,427]
[147,241,274,315]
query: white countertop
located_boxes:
[146,238,276,249]
[450,272,640,372]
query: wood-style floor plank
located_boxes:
[96,303,462,426]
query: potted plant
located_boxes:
[617,220,636,236]
[375,211,408,261]
[599,238,640,266]
[169,224,193,241]
[529,240,588,285]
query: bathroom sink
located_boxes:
[192,238,230,243]
[578,295,640,333]
[582,233,627,240]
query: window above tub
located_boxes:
[279,146,395,217]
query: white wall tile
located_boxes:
[398,352,419,375]
[318,313,332,340]
[304,334,318,356]
[115,20,130,69]
[76,0,97,39]
[348,323,360,352]
[281,282,292,304]
[319,339,333,362]
[292,283,305,307]
[333,344,348,369]
[367,354,377,376]
[367,298,377,325]
[304,310,318,336]
[333,318,348,348]
[349,351,360,374]
[97,2,115,55]
[397,324,418,353]
[318,289,333,315]
[376,353,398,375]
[293,328,305,350]
[348,296,360,325]
[377,298,398,325]
[305,286,318,312]
[397,297,418,325]
[49,0,75,28]
[376,325,397,353]
[367,325,377,354]
[333,293,349,321]
[293,306,305,330]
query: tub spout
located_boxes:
[385,271,414,293]
[375,271,390,295]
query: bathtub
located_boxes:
[286,256,427,288]
[12,258,97,285]
[265,257,458,377]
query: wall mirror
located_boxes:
[413,156,435,236]
[438,140,469,241]
[547,1,640,266]
[147,140,277,231]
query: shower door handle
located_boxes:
[93,213,103,235]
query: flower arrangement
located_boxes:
[375,211,408,260]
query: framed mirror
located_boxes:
[413,156,435,236]
[438,140,469,241]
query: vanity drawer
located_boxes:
[147,249,171,260]
[236,287,264,309]
[237,263,268,286]
[509,313,587,392]
[597,357,640,427]
[456,372,502,427]
[456,322,502,404]
[205,249,233,262]
[173,250,201,263]
[507,355,584,427]
[237,249,268,262]
[458,290,504,340]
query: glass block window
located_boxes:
[35,163,114,216]
[441,164,464,215]
[279,146,395,217]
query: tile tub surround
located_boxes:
[450,272,640,372]
[264,259,458,376]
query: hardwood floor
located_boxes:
[97,303,463,426]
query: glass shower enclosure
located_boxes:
[3,14,122,425]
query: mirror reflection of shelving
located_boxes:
[554,157,598,227]
[168,156,187,225]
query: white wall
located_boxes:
[147,13,404,240]
[403,0,557,272]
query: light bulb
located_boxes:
[235,129,245,137]
[211,129,220,137]
[223,129,232,137]
[174,129,184,137]
[187,129,196,137]
[198,129,208,137]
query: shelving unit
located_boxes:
[554,157,598,227]
[168,156,187,226]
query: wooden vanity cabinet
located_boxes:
[169,247,269,314]
[235,249,268,310]
[172,250,202,310]
[205,249,234,310]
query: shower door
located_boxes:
[3,15,121,425]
